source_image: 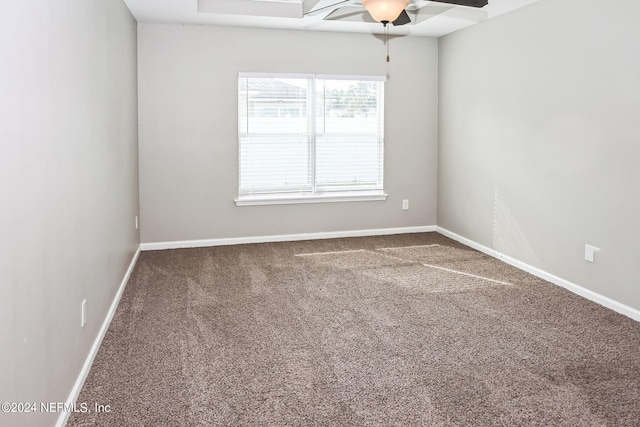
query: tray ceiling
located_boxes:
[123,0,541,37]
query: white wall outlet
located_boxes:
[402,199,409,210]
[81,299,87,328]
[585,244,600,263]
[135,215,139,230]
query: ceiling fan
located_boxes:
[305,0,488,61]
[305,0,488,27]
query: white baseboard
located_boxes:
[436,226,640,322]
[56,247,141,427]
[140,225,437,251]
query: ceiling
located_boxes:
[122,0,541,37]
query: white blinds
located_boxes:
[238,73,384,197]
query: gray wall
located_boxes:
[0,1,139,426]
[138,24,438,243]
[438,0,640,310]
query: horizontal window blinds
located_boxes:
[238,74,384,197]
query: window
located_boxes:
[236,73,386,206]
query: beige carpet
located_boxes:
[68,233,640,426]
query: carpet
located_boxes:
[67,233,640,426]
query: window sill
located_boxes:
[235,192,388,206]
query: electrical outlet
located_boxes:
[585,244,600,263]
[135,216,139,230]
[81,299,87,328]
[402,199,409,210]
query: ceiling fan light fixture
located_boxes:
[362,0,409,23]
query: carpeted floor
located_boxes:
[67,233,640,426]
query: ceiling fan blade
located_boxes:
[392,9,411,26]
[324,7,371,22]
[433,0,488,8]
[303,0,355,16]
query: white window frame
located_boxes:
[235,72,387,206]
